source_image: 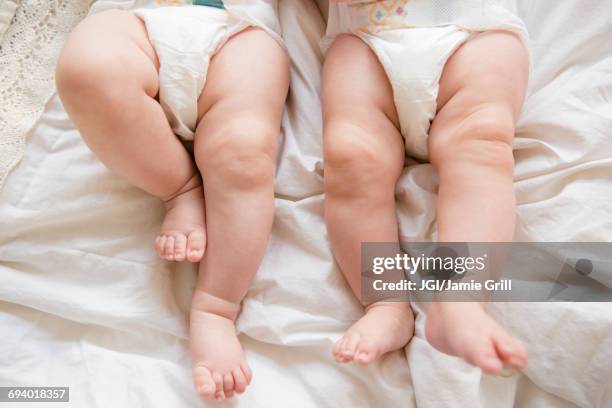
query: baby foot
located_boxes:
[333,302,414,365]
[155,174,206,262]
[190,291,251,400]
[425,302,527,374]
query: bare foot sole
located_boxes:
[191,291,252,400]
[155,174,206,262]
[425,302,527,374]
[333,302,414,365]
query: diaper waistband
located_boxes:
[192,0,225,9]
[335,0,524,34]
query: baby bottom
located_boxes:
[322,29,529,373]
[56,8,289,400]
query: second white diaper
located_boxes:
[133,1,283,141]
[324,0,529,160]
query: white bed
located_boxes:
[1,1,611,407]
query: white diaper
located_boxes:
[323,0,529,160]
[133,0,283,141]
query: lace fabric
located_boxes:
[0,0,91,191]
[0,1,20,42]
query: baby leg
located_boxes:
[323,35,414,365]
[189,28,290,400]
[424,31,529,374]
[56,10,205,262]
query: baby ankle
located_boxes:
[364,301,412,314]
[163,173,202,202]
[191,290,241,321]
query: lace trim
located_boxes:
[0,0,91,191]
[0,0,20,42]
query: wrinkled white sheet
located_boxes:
[1,0,612,407]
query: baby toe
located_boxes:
[241,362,253,385]
[193,365,215,397]
[223,373,235,398]
[157,236,167,258]
[212,372,225,401]
[355,341,377,365]
[477,354,504,374]
[333,337,351,362]
[332,336,344,354]
[173,234,187,261]
[187,231,206,262]
[332,337,345,358]
[164,236,175,261]
[341,333,360,360]
[335,355,348,363]
[495,336,527,369]
[469,342,504,374]
[232,367,247,394]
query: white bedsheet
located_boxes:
[1,1,611,407]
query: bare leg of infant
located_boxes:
[323,30,529,373]
[57,10,205,262]
[57,11,290,399]
[322,35,415,365]
[424,31,529,374]
[189,28,289,400]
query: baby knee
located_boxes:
[324,122,400,195]
[196,122,277,189]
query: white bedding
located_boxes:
[1,1,612,407]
